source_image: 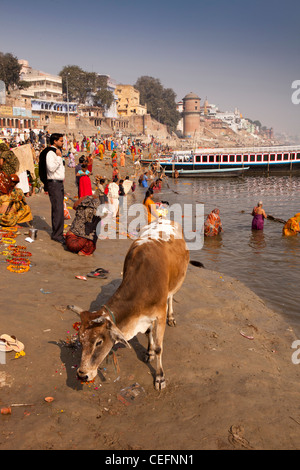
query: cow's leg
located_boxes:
[145,322,155,362]
[154,312,167,390]
[167,294,176,327]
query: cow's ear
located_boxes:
[109,323,131,349]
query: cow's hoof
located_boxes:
[167,318,176,327]
[155,376,166,390]
[144,351,155,363]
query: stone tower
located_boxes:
[182,92,201,137]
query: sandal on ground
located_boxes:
[0,338,14,352]
[87,271,108,279]
[0,334,24,352]
[88,268,109,275]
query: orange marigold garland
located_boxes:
[0,226,17,232]
[0,232,17,239]
[7,264,30,273]
[2,231,32,273]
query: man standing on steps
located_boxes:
[40,133,65,245]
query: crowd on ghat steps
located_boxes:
[0,129,299,254]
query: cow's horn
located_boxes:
[91,316,106,325]
[67,305,84,316]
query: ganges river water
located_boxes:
[145,175,300,335]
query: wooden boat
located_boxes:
[158,145,300,176]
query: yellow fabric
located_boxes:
[144,198,158,224]
[0,188,32,226]
[283,213,300,236]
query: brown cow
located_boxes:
[68,219,189,390]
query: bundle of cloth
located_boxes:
[283,213,300,237]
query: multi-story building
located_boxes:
[19,60,63,101]
[176,100,184,134]
[115,85,147,117]
[16,60,79,130]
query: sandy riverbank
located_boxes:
[1,152,300,450]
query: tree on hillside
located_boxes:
[59,66,114,108]
[0,52,22,92]
[134,76,181,131]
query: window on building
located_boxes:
[209,155,214,162]
[277,154,282,161]
[202,155,207,162]
[263,154,268,161]
[284,153,289,160]
[257,155,262,162]
[229,155,235,162]
[270,154,275,161]
[243,155,248,162]
[223,155,228,162]
[250,155,255,162]
[236,155,242,162]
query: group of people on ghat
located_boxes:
[1,130,300,259]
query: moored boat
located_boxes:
[158,145,300,176]
[164,166,249,178]
[140,153,172,165]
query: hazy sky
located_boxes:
[1,0,300,135]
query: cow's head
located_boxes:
[77,310,131,382]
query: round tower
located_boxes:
[182,92,201,137]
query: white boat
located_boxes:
[159,145,300,176]
[163,166,249,178]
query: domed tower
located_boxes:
[182,92,201,137]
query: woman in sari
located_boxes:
[77,163,93,199]
[120,152,125,167]
[65,194,101,256]
[111,150,117,168]
[252,201,267,230]
[98,142,105,160]
[204,208,223,237]
[0,174,32,227]
[143,188,160,224]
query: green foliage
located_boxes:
[93,88,114,109]
[134,76,181,131]
[0,52,22,91]
[59,66,114,107]
[59,65,87,102]
[18,80,32,90]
